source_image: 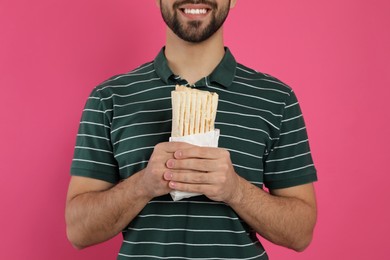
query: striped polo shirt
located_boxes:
[71,47,317,259]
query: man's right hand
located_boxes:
[138,142,195,199]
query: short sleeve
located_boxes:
[263,90,317,189]
[70,88,119,184]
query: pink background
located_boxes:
[1,0,389,259]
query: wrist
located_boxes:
[125,170,153,202]
[226,175,246,206]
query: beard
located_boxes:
[160,0,231,43]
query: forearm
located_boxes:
[228,177,317,251]
[66,171,150,249]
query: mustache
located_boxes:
[173,0,218,9]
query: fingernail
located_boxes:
[169,181,176,188]
[164,171,172,180]
[166,159,174,168]
[175,151,182,158]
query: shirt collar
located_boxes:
[154,47,173,84]
[209,47,237,88]
[154,47,237,88]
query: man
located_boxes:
[66,0,318,259]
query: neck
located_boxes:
[164,28,225,85]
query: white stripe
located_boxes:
[75,146,113,154]
[100,67,156,86]
[98,79,168,93]
[282,114,302,123]
[273,139,308,150]
[265,164,314,175]
[149,200,226,206]
[138,214,239,220]
[207,85,286,105]
[266,151,312,163]
[219,134,266,147]
[233,164,263,172]
[107,68,155,82]
[111,119,172,134]
[83,108,104,114]
[123,240,259,248]
[127,227,246,234]
[235,75,291,89]
[279,126,306,136]
[101,85,174,101]
[219,99,282,117]
[114,97,171,108]
[77,134,110,141]
[236,66,256,75]
[257,78,290,89]
[285,101,298,109]
[130,62,154,73]
[72,158,116,167]
[80,121,110,129]
[117,252,265,260]
[113,132,171,146]
[83,108,113,114]
[218,110,279,130]
[237,66,276,80]
[233,80,290,95]
[215,122,276,140]
[88,96,100,100]
[205,76,211,88]
[113,108,171,121]
[119,160,149,170]
[115,146,154,158]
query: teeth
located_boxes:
[184,9,208,15]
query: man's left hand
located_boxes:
[163,144,241,202]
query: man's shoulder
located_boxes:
[99,61,156,89]
[88,61,157,99]
[235,63,293,94]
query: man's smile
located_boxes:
[183,8,208,14]
[178,4,212,19]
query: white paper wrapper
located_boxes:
[169,129,220,201]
